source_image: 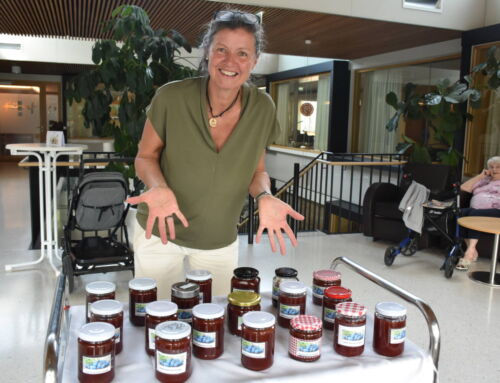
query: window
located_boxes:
[352,56,460,153]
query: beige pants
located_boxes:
[133,221,238,299]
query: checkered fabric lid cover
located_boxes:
[290,315,322,331]
[313,269,341,282]
[336,302,367,317]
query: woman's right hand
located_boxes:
[126,186,189,244]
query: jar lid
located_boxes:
[375,302,407,317]
[336,302,367,317]
[275,267,298,278]
[85,281,116,295]
[186,269,212,281]
[155,321,191,340]
[171,282,200,298]
[129,277,156,291]
[78,322,115,342]
[233,267,259,279]
[227,291,261,307]
[242,311,275,329]
[279,281,306,294]
[192,303,225,319]
[313,269,341,282]
[90,299,123,316]
[290,315,323,331]
[146,300,178,317]
[324,286,352,299]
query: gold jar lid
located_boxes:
[227,291,261,307]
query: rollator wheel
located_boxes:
[384,247,398,266]
[62,252,75,293]
[443,247,462,279]
[401,241,418,256]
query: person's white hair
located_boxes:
[487,156,500,167]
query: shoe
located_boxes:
[456,258,473,271]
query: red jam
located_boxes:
[333,302,367,357]
[192,303,225,360]
[78,322,115,383]
[373,302,407,357]
[312,269,341,306]
[231,267,260,293]
[186,270,212,303]
[171,282,200,323]
[289,315,323,362]
[272,267,299,308]
[155,321,192,383]
[241,311,276,371]
[227,291,261,336]
[145,301,178,356]
[129,278,157,326]
[85,281,116,322]
[89,300,124,354]
[278,281,307,328]
[322,286,352,331]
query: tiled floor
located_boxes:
[1,162,499,382]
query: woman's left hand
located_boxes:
[255,195,304,255]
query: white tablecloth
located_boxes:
[62,292,434,382]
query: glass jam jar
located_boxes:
[129,278,157,326]
[192,303,225,360]
[171,282,200,323]
[78,322,115,383]
[322,286,352,331]
[241,311,276,371]
[312,269,341,306]
[85,281,116,322]
[333,302,367,357]
[145,301,178,356]
[289,315,323,362]
[231,267,260,293]
[278,281,307,328]
[89,299,124,354]
[272,267,299,308]
[227,291,261,336]
[155,321,192,383]
[186,269,212,303]
[373,302,407,357]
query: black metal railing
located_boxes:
[239,152,406,243]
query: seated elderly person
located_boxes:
[456,156,500,271]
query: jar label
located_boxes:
[148,328,156,350]
[233,287,254,293]
[237,316,243,330]
[199,292,204,303]
[135,303,147,317]
[337,325,365,347]
[324,308,336,323]
[193,330,216,348]
[390,327,406,344]
[279,304,301,319]
[115,327,121,344]
[177,308,193,322]
[241,339,266,359]
[312,284,325,298]
[156,351,187,375]
[272,285,279,300]
[289,336,321,358]
[82,354,112,375]
[87,303,91,319]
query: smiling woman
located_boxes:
[127,9,304,299]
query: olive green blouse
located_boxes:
[136,76,280,249]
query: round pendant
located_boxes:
[209,118,217,128]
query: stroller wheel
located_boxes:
[62,252,75,293]
[384,246,398,266]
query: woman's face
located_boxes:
[488,161,500,180]
[207,27,257,91]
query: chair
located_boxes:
[362,162,456,245]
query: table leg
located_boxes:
[469,234,500,286]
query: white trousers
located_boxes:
[133,221,239,299]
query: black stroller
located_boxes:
[62,159,134,291]
[383,173,463,279]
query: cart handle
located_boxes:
[43,274,68,383]
[330,256,440,382]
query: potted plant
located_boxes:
[66,4,197,181]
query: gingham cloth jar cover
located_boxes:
[288,315,323,359]
[336,302,368,317]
